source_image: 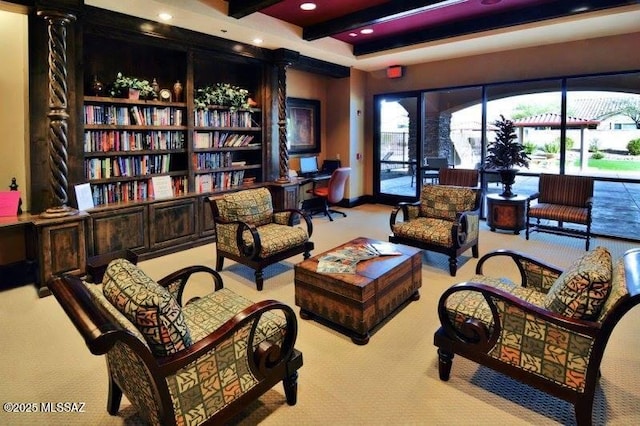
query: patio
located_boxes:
[379,172,640,241]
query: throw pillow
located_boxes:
[544,246,612,320]
[102,258,192,356]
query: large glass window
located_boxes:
[372,70,640,241]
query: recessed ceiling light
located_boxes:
[360,28,374,35]
[253,38,263,45]
[158,12,173,21]
[300,3,316,11]
[349,33,358,37]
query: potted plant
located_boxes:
[484,114,530,197]
[109,72,155,99]
[194,83,250,110]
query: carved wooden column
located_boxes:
[273,49,299,183]
[37,9,77,218]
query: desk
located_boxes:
[268,175,330,212]
[486,194,527,234]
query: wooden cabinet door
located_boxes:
[90,205,149,255]
[148,198,197,250]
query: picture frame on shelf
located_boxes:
[286,97,320,154]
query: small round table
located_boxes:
[486,193,528,234]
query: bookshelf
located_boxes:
[192,107,262,192]
[83,96,189,204]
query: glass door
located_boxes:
[374,95,420,203]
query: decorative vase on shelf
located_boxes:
[90,75,104,96]
[173,80,183,102]
[151,78,160,99]
[128,88,140,100]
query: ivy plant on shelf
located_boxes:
[194,83,250,110]
[109,72,155,99]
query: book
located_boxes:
[370,242,402,256]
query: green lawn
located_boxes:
[574,158,640,171]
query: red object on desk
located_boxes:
[0,191,21,217]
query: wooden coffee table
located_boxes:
[294,237,422,344]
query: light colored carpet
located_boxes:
[1,203,639,425]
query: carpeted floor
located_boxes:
[1,203,639,425]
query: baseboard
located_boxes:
[0,260,37,290]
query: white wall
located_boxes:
[0,10,28,209]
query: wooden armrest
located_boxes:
[437,281,600,350]
[157,300,298,376]
[389,201,420,228]
[274,208,314,237]
[48,274,147,355]
[156,265,224,305]
[475,249,563,287]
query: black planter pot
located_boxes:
[499,169,518,197]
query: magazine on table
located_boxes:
[315,242,400,274]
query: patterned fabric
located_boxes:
[438,168,479,187]
[544,246,612,320]
[102,259,192,357]
[419,185,477,221]
[445,276,546,333]
[537,173,594,207]
[217,187,274,227]
[518,260,561,294]
[216,223,242,256]
[85,283,148,346]
[597,257,629,322]
[443,274,595,393]
[528,203,589,224]
[273,211,291,225]
[242,223,308,258]
[108,342,161,426]
[392,217,453,246]
[167,288,289,425]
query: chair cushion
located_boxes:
[528,203,589,224]
[217,187,274,227]
[102,259,192,357]
[544,246,612,320]
[392,217,453,246]
[419,185,477,221]
[242,223,308,258]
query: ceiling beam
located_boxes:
[227,0,283,19]
[353,0,640,56]
[303,0,449,41]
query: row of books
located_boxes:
[90,176,187,205]
[195,171,246,193]
[84,130,185,152]
[194,109,256,128]
[84,154,173,179]
[193,131,255,148]
[193,152,233,170]
[84,105,184,126]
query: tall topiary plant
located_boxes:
[485,115,530,197]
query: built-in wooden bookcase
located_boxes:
[83,33,190,205]
[191,55,265,193]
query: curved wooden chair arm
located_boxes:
[389,201,419,228]
[453,210,479,246]
[48,274,153,357]
[437,281,600,351]
[157,300,298,377]
[527,191,540,201]
[274,208,314,237]
[156,265,224,305]
[475,249,564,287]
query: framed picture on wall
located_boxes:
[286,97,320,154]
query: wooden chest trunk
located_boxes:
[294,237,422,344]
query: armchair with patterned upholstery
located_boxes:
[389,185,482,276]
[434,247,640,425]
[526,173,594,250]
[209,187,314,290]
[437,168,480,187]
[49,258,303,426]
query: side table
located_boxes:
[486,193,527,234]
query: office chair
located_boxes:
[306,167,351,221]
